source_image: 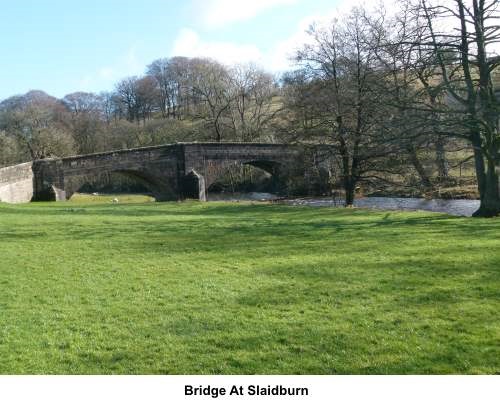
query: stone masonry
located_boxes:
[0,143,310,203]
[0,162,35,203]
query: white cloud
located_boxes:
[98,67,114,80]
[172,0,404,73]
[262,0,399,72]
[77,44,146,93]
[172,28,263,66]
[196,0,298,29]
[175,0,499,74]
[171,3,349,73]
[263,14,320,72]
[124,44,144,76]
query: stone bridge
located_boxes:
[0,142,325,203]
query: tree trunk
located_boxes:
[344,177,355,206]
[215,124,222,142]
[470,132,486,199]
[435,136,449,180]
[473,153,500,217]
[339,140,355,206]
[407,146,432,189]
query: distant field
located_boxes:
[69,193,155,204]
[0,200,499,374]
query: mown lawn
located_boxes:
[0,199,499,374]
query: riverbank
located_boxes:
[0,201,498,374]
[282,196,480,217]
[366,184,479,200]
[208,192,481,217]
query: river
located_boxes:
[208,192,481,217]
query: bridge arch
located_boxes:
[201,159,282,197]
[63,168,177,201]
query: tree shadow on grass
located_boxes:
[1,207,499,261]
[0,201,455,219]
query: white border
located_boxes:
[0,376,499,405]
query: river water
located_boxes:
[208,192,480,217]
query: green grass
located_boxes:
[0,200,499,374]
[69,192,155,204]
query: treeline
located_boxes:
[0,58,279,164]
[0,0,499,216]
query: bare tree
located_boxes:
[412,0,500,216]
[365,3,437,189]
[189,59,232,142]
[115,77,140,122]
[136,75,159,123]
[228,64,278,142]
[0,130,23,166]
[99,91,119,124]
[295,7,397,205]
[62,92,105,154]
[167,56,194,119]
[0,104,74,160]
[147,58,179,118]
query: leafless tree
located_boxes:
[227,64,278,142]
[405,0,500,216]
[295,7,398,205]
[62,92,106,154]
[115,77,141,122]
[0,98,75,160]
[189,58,232,142]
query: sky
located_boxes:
[0,0,354,100]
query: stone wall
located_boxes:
[0,162,34,203]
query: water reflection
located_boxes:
[208,192,277,202]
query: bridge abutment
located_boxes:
[181,170,206,201]
[32,159,67,201]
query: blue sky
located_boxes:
[0,0,345,100]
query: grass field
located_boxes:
[0,198,499,374]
